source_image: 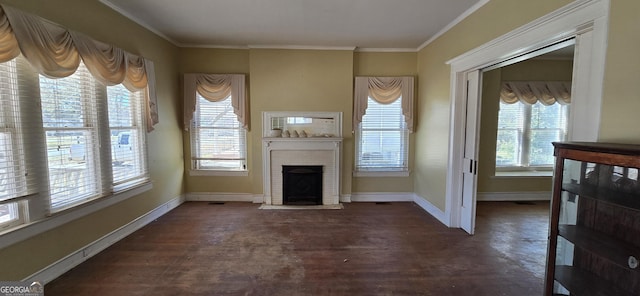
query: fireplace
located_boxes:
[282,165,323,205]
[261,111,343,206]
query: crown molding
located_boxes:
[355,47,418,53]
[417,0,490,51]
[99,0,179,46]
[248,44,356,51]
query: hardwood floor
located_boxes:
[45,201,550,295]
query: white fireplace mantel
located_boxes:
[261,111,343,206]
[262,137,343,205]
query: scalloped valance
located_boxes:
[500,81,571,106]
[183,73,248,131]
[0,5,158,131]
[353,76,414,132]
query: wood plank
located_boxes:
[44,201,551,295]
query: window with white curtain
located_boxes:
[191,93,246,171]
[0,55,149,222]
[107,85,147,188]
[0,5,156,234]
[355,97,409,172]
[496,100,569,172]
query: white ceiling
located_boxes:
[100,0,485,50]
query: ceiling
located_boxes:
[100,0,484,50]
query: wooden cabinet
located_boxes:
[545,142,640,296]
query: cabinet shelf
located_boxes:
[562,183,640,211]
[558,225,640,271]
[554,266,634,296]
[545,142,640,296]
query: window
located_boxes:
[353,76,413,176]
[40,63,101,211]
[0,58,28,229]
[107,85,147,188]
[0,7,155,235]
[496,100,569,172]
[0,55,149,227]
[191,93,246,171]
[355,97,409,173]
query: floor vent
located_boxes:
[208,202,225,205]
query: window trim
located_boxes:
[0,202,27,231]
[189,169,249,177]
[353,170,410,177]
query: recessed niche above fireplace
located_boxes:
[262,112,342,206]
[262,111,342,138]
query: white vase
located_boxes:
[269,129,282,137]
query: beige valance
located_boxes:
[0,5,158,132]
[500,81,571,106]
[353,76,414,132]
[183,73,248,130]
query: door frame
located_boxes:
[444,0,609,229]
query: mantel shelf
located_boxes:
[262,137,343,141]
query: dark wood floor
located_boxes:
[45,201,550,295]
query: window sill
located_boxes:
[0,181,152,249]
[189,170,249,177]
[494,171,553,177]
[353,170,410,177]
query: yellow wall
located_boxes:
[181,50,417,195]
[415,0,573,210]
[478,59,573,193]
[599,0,640,144]
[0,0,182,279]
[249,49,354,194]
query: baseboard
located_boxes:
[23,194,185,284]
[185,192,260,203]
[350,192,414,202]
[477,191,551,201]
[412,194,448,226]
[339,194,352,203]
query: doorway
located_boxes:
[446,0,608,234]
[478,43,574,198]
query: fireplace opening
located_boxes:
[282,165,323,205]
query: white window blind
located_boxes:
[0,58,29,228]
[107,85,148,187]
[0,59,28,203]
[356,97,409,171]
[496,101,569,169]
[191,94,246,171]
[40,62,102,212]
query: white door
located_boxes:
[460,70,482,234]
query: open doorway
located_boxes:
[476,44,575,204]
[445,0,608,234]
